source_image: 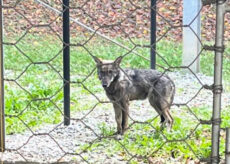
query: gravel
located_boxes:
[1,72,230,163]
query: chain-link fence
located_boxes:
[0,0,230,163]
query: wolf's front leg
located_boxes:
[113,103,123,135]
[121,100,129,134]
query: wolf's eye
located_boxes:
[108,70,112,74]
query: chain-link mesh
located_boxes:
[0,0,230,163]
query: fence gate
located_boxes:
[0,0,230,163]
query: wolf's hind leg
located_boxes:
[148,87,173,130]
[161,106,173,130]
[148,92,165,127]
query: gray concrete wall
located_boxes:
[182,0,202,73]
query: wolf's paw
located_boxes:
[115,134,123,140]
[112,131,124,140]
[160,122,166,131]
[165,122,173,132]
[160,122,172,132]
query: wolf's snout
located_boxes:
[102,79,109,88]
[102,83,108,88]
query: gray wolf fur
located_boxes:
[94,56,175,135]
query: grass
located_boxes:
[77,106,230,163]
[3,33,230,162]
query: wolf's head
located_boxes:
[93,56,122,88]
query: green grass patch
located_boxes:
[77,115,211,163]
[77,106,230,163]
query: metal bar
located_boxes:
[63,0,70,126]
[150,0,156,69]
[226,128,230,164]
[0,0,5,152]
[211,0,226,163]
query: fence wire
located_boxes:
[0,0,229,163]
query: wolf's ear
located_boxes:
[114,56,123,66]
[93,56,102,65]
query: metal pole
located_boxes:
[63,0,70,126]
[0,0,5,152]
[211,0,225,163]
[226,128,230,164]
[150,0,156,69]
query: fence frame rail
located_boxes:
[0,0,229,162]
[0,0,5,153]
[226,128,230,163]
[211,0,229,163]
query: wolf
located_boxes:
[93,56,175,135]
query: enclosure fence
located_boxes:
[0,0,230,163]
